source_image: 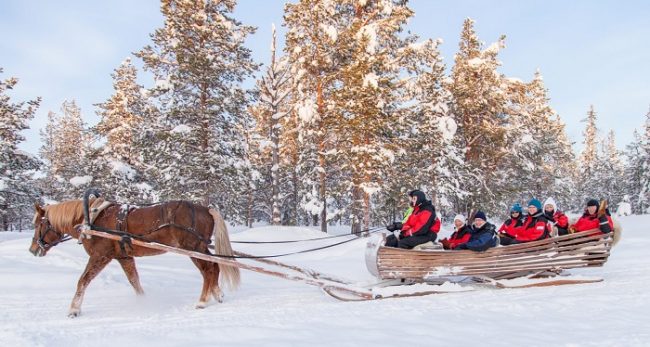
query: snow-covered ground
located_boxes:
[1,215,648,347]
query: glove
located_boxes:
[386,222,403,232]
[440,238,451,250]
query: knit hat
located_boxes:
[543,197,557,211]
[528,198,542,211]
[454,214,466,223]
[587,199,599,207]
[474,211,487,221]
[510,203,522,213]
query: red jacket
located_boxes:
[498,218,521,237]
[551,211,569,229]
[446,225,472,249]
[572,213,614,234]
[513,212,551,242]
[431,218,441,234]
[401,203,436,237]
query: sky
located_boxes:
[2,0,649,156]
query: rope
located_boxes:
[231,226,385,244]
[83,224,385,259]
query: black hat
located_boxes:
[474,211,487,221]
[587,199,599,207]
[409,190,426,206]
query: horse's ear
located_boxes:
[34,201,45,215]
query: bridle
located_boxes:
[33,215,72,252]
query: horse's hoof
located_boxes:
[195,302,207,309]
[213,292,224,303]
[68,310,81,318]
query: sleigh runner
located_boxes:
[365,230,613,283]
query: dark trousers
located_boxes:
[557,228,569,236]
[386,233,432,249]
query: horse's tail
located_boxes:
[209,209,240,290]
[612,219,623,247]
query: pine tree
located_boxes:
[637,108,650,213]
[502,71,576,213]
[575,105,600,206]
[0,68,41,230]
[249,24,293,225]
[624,129,645,213]
[284,0,346,231]
[594,130,625,206]
[285,0,422,232]
[94,58,154,203]
[39,100,95,200]
[448,18,509,210]
[135,0,257,219]
[396,37,470,217]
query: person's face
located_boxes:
[474,218,485,227]
[528,205,538,215]
[510,211,520,218]
[454,219,464,228]
[587,205,597,214]
[409,195,417,206]
[544,204,554,213]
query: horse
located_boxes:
[29,198,240,317]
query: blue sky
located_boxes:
[2,0,649,156]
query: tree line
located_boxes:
[0,0,644,232]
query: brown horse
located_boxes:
[29,199,240,317]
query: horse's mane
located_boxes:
[45,200,86,231]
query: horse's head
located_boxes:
[29,202,67,257]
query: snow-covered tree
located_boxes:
[39,100,95,200]
[502,71,576,213]
[624,129,645,213]
[394,37,471,218]
[575,105,600,206]
[594,130,625,206]
[284,0,346,231]
[135,0,257,219]
[94,58,154,203]
[0,68,41,230]
[448,18,509,210]
[249,24,293,225]
[637,108,650,213]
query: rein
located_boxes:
[81,222,383,259]
[34,216,73,252]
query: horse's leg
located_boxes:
[69,256,112,318]
[190,258,215,309]
[117,257,145,295]
[211,263,223,303]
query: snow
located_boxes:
[298,99,318,124]
[69,175,93,187]
[437,116,458,141]
[1,215,649,346]
[362,72,378,89]
[320,24,337,43]
[108,160,136,180]
[170,124,192,134]
[467,57,484,68]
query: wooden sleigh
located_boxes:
[365,230,614,289]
